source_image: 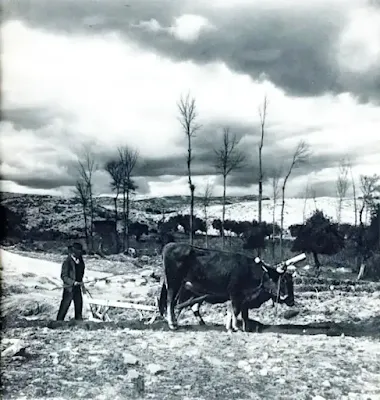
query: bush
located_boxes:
[291,209,345,268]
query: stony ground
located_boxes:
[2,249,380,400]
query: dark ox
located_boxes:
[158,242,296,332]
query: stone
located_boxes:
[146,363,165,375]
[123,352,139,365]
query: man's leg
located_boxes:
[73,286,83,320]
[57,289,73,321]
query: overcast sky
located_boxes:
[1,0,379,198]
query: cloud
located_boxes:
[4,0,379,102]
[133,14,215,42]
[1,5,380,198]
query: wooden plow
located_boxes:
[49,274,159,324]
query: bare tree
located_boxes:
[201,181,213,248]
[258,96,268,226]
[118,146,139,252]
[336,158,349,224]
[279,140,310,258]
[302,180,310,223]
[271,167,281,259]
[105,159,124,248]
[76,146,98,251]
[310,185,318,210]
[359,174,380,225]
[214,127,245,248]
[74,178,90,248]
[178,93,201,245]
[347,160,358,226]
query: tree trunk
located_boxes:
[113,193,120,252]
[113,195,118,223]
[89,187,94,252]
[352,178,358,227]
[312,252,320,269]
[258,169,263,225]
[189,185,195,245]
[280,184,286,259]
[337,198,342,225]
[359,201,365,226]
[82,204,89,250]
[122,191,126,252]
[272,203,276,260]
[126,188,130,251]
[204,210,209,248]
[222,175,227,249]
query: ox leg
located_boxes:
[167,287,179,330]
[191,302,206,325]
[241,307,249,332]
[226,300,240,332]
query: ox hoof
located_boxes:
[168,324,178,331]
[198,320,206,326]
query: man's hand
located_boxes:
[73,281,83,286]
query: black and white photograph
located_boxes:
[1,0,380,399]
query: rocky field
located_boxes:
[1,248,380,400]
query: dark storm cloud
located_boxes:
[3,0,380,103]
[2,107,55,130]
[1,107,364,193]
[6,175,75,190]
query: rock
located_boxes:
[135,278,147,287]
[127,369,140,380]
[146,363,165,375]
[140,255,150,262]
[123,353,139,365]
[283,310,300,319]
[259,368,268,376]
[277,378,286,385]
[237,360,249,369]
[322,380,331,388]
[312,396,326,400]
[140,270,153,278]
[203,356,224,367]
[1,339,27,358]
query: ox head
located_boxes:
[255,257,296,307]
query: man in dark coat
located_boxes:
[56,242,86,321]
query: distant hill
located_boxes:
[1,191,366,241]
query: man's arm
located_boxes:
[61,258,75,287]
[77,257,85,282]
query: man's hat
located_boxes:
[69,242,83,252]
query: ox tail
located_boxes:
[158,282,168,317]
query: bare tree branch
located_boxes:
[271,165,281,259]
[214,127,245,248]
[359,174,380,225]
[116,146,139,252]
[346,158,358,226]
[178,92,201,245]
[336,157,349,224]
[201,181,214,248]
[279,140,311,258]
[75,145,98,251]
[258,95,268,229]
